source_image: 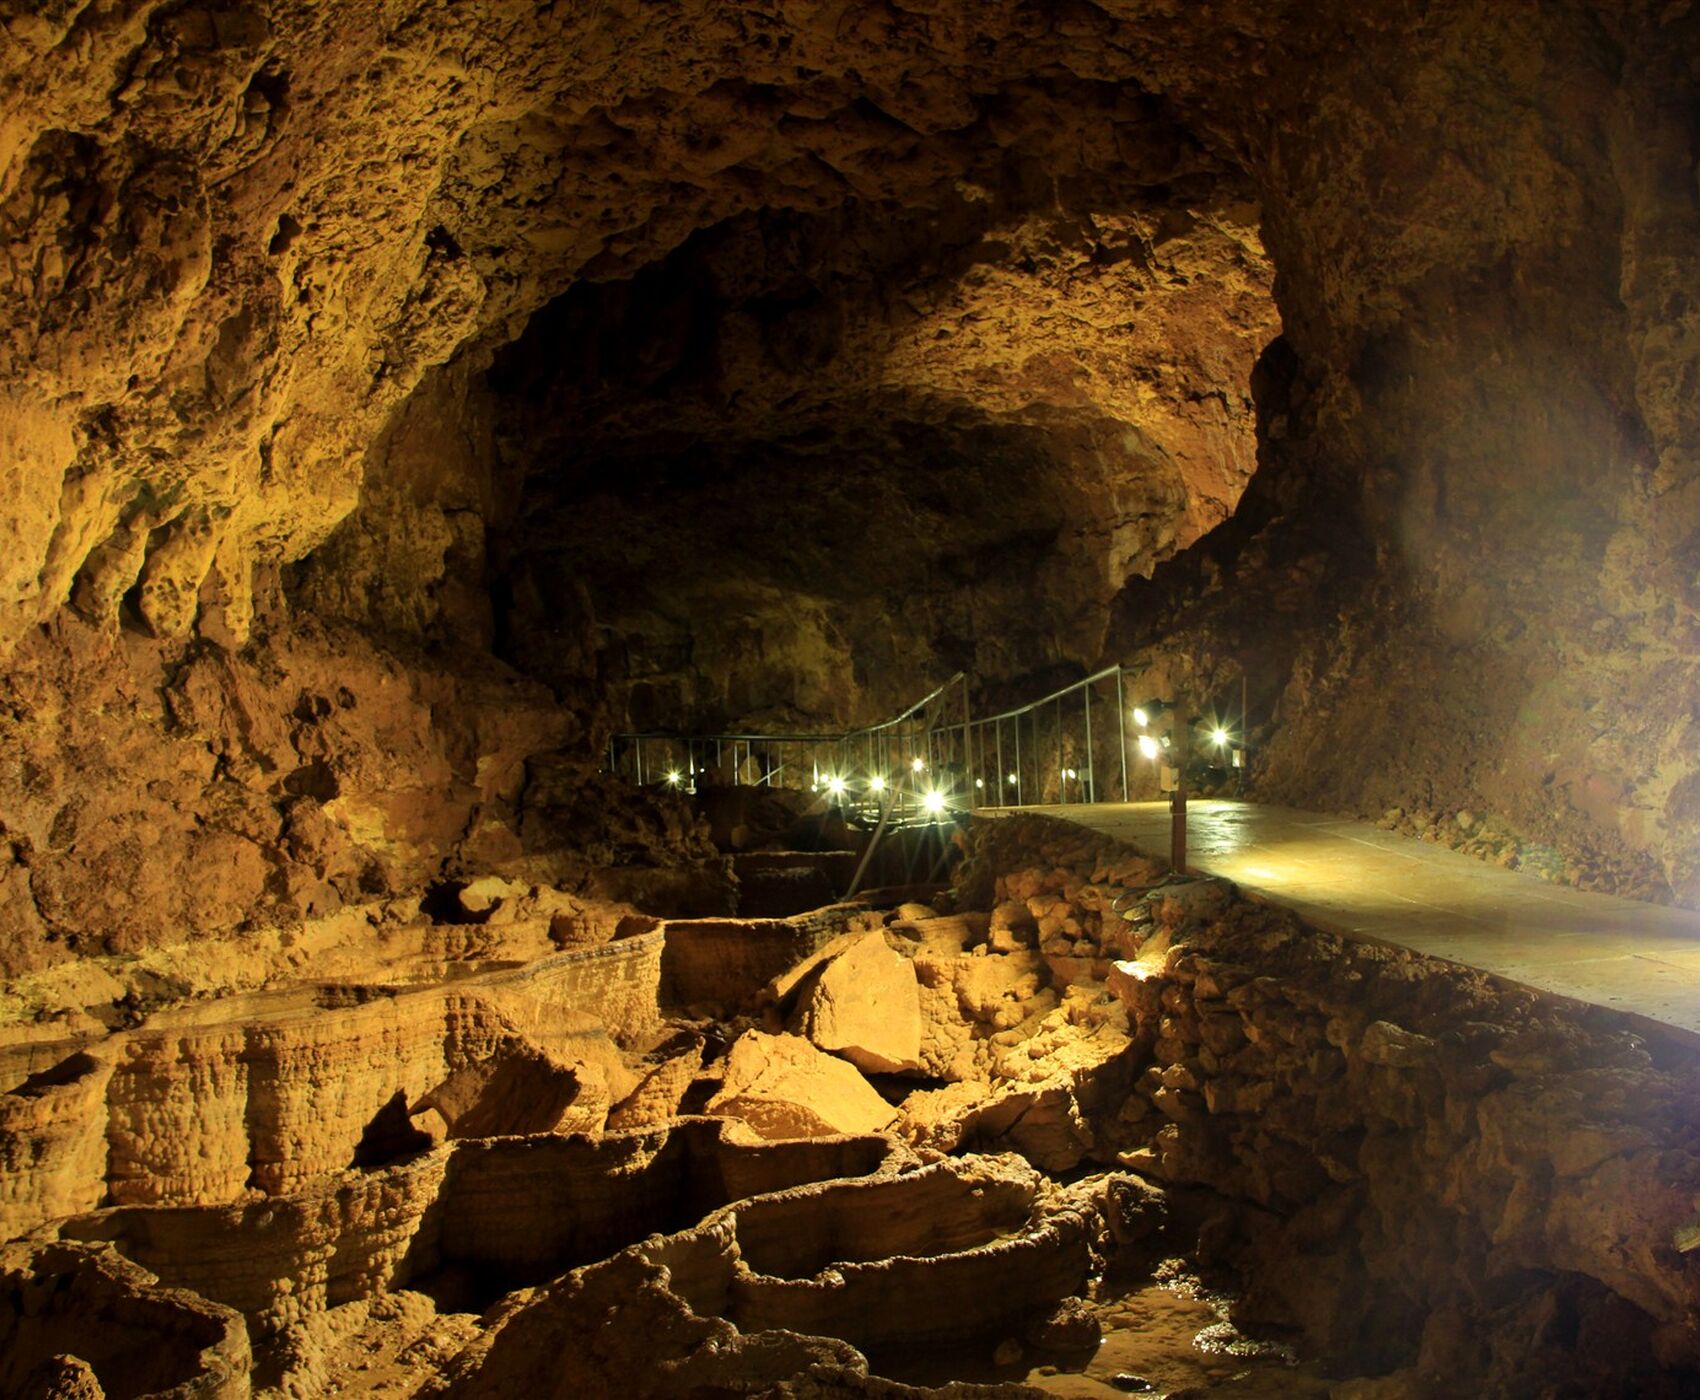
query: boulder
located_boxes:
[24,1356,104,1400]
[706,1032,897,1139]
[791,933,924,1074]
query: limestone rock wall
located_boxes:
[1110,2,1700,903]
[40,1118,901,1341]
[0,927,667,1238]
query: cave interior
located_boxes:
[4,2,1700,1398]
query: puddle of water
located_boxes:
[872,1257,1332,1398]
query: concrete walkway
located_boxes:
[989,800,1700,1046]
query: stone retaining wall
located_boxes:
[961,814,1700,1392]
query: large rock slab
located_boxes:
[706,1032,897,1140]
[791,933,923,1074]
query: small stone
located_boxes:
[1358,1019,1436,1068]
[1456,809,1477,831]
[992,1338,1024,1366]
[1024,1296,1101,1350]
[1111,1375,1155,1393]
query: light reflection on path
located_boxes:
[987,800,1700,1045]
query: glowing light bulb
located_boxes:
[869,775,886,794]
[1133,707,1149,728]
[975,777,984,788]
[666,770,682,786]
[1211,727,1229,747]
[1064,767,1077,780]
[827,776,846,795]
[1138,735,1160,760]
[911,757,925,773]
[922,789,946,815]
[1007,773,1018,785]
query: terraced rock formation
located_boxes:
[4,814,1697,1395]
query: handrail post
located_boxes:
[1170,698,1188,874]
[961,677,972,807]
[1056,696,1064,804]
[1083,682,1094,803]
[1115,665,1128,802]
[1014,716,1022,805]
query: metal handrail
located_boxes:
[965,663,1139,809]
[842,672,966,736]
[972,664,1126,723]
[607,662,1246,815]
[606,673,971,795]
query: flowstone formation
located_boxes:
[5,812,1699,1396]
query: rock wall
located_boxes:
[0,928,661,1237]
[3,0,1700,959]
[37,1118,900,1340]
[963,815,1700,1392]
[1111,2,1700,903]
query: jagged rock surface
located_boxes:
[961,814,1700,1393]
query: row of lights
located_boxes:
[818,757,951,814]
[660,705,1236,798]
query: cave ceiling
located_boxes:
[0,0,1288,660]
[8,0,1700,901]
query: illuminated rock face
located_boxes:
[2,2,1696,921]
[4,7,1700,1388]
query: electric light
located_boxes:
[922,789,947,815]
[1138,735,1160,760]
[1133,707,1149,728]
[869,775,886,793]
[975,778,984,788]
[1007,773,1018,785]
[666,769,682,786]
[911,757,925,773]
[1211,727,1229,747]
[1064,767,1077,780]
[827,776,846,795]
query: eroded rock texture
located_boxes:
[7,3,1700,1389]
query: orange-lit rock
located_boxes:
[790,931,924,1075]
[706,1030,898,1140]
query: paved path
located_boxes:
[988,799,1700,1046]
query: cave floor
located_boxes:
[991,800,1700,1045]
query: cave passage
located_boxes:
[4,3,1700,1398]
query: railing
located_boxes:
[608,664,1245,814]
[968,664,1247,809]
[968,664,1130,807]
[606,673,974,820]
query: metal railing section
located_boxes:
[606,673,973,820]
[608,664,1245,815]
[967,664,1246,810]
